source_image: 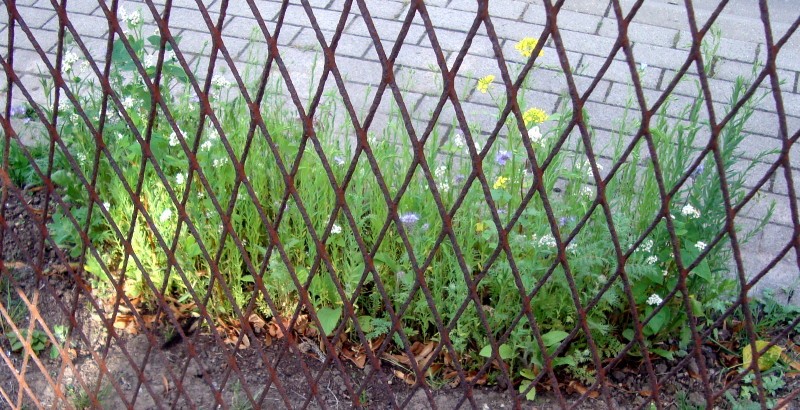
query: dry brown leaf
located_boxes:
[393,369,416,385]
[162,374,170,393]
[3,261,29,270]
[568,381,599,398]
[249,314,266,333]
[781,353,800,371]
[464,371,487,385]
[240,334,250,350]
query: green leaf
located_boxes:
[552,356,577,367]
[479,343,513,360]
[742,340,783,371]
[519,380,536,401]
[479,345,492,358]
[499,344,514,360]
[373,253,401,273]
[240,275,254,283]
[316,307,341,337]
[646,308,668,335]
[650,348,674,360]
[622,328,634,341]
[50,345,60,360]
[519,368,536,380]
[541,330,568,347]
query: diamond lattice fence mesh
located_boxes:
[0,0,799,408]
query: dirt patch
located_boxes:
[1,190,799,409]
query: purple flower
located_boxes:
[333,156,345,166]
[495,150,512,166]
[9,103,26,118]
[558,216,576,226]
[399,212,420,226]
[454,174,465,184]
[691,164,704,178]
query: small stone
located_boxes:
[611,370,626,382]
[656,363,667,374]
[689,392,705,406]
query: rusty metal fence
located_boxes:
[1,0,799,408]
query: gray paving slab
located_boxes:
[0,0,798,305]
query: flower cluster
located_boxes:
[523,107,547,126]
[493,176,509,190]
[515,37,544,58]
[646,293,663,306]
[681,204,701,219]
[477,75,495,93]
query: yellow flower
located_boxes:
[475,222,487,233]
[493,176,509,190]
[515,37,544,58]
[523,108,547,126]
[476,75,495,93]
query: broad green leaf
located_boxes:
[519,380,536,401]
[646,308,668,335]
[742,341,783,371]
[316,307,341,337]
[499,344,514,360]
[552,356,577,367]
[650,348,674,360]
[519,368,536,380]
[479,344,513,360]
[50,345,60,360]
[541,330,568,347]
[479,345,492,358]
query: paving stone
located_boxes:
[15,6,56,29]
[448,0,528,21]
[598,19,680,49]
[345,15,426,52]
[524,7,603,35]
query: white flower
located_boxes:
[434,165,447,179]
[79,61,90,74]
[200,140,213,151]
[102,202,110,209]
[581,186,594,197]
[175,173,186,185]
[527,126,544,145]
[695,241,707,251]
[662,269,669,277]
[116,133,124,140]
[168,130,180,147]
[144,53,157,68]
[159,209,172,222]
[453,134,465,148]
[331,224,342,234]
[639,239,654,253]
[566,242,577,252]
[538,234,557,248]
[122,97,135,110]
[211,74,232,88]
[212,158,226,168]
[76,152,87,163]
[439,182,450,192]
[681,204,701,219]
[63,52,79,71]
[645,255,658,265]
[646,293,663,306]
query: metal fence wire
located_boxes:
[1,0,799,408]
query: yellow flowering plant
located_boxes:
[477,74,495,93]
[515,37,544,58]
